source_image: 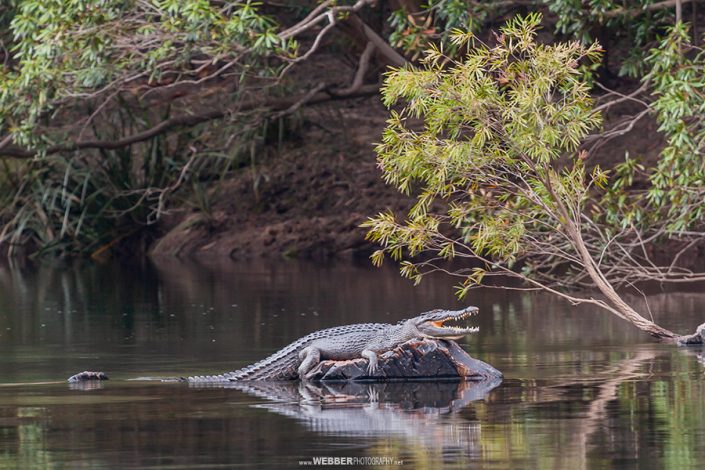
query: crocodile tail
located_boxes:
[185,339,304,383]
[228,353,299,380]
[182,374,231,383]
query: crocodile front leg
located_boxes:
[361,349,379,375]
[298,346,321,380]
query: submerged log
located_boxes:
[308,338,502,382]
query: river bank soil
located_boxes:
[148,74,676,262]
[149,91,412,261]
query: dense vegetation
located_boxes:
[1,2,704,339]
[0,0,700,258]
[0,0,302,256]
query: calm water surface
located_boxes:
[0,259,703,469]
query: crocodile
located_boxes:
[185,306,480,383]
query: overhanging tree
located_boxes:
[364,14,704,343]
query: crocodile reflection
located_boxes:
[215,379,501,446]
[681,346,705,369]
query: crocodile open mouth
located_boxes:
[429,308,478,333]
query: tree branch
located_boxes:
[337,42,376,96]
[604,0,694,18]
[339,14,407,68]
[0,84,380,159]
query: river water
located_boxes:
[0,259,703,469]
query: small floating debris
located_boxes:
[67,371,109,383]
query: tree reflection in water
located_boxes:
[0,260,703,468]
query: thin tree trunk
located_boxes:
[543,168,678,339]
[676,0,682,22]
[570,228,678,338]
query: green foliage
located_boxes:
[388,0,483,60]
[0,0,291,149]
[0,108,173,256]
[547,0,676,76]
[365,14,603,287]
[645,24,705,231]
[598,153,647,231]
[596,24,705,235]
[388,0,682,78]
[0,0,299,256]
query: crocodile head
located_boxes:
[406,307,480,340]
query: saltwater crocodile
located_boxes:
[185,307,480,383]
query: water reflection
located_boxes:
[0,259,704,468]
[227,380,499,449]
[68,380,106,392]
[680,345,705,369]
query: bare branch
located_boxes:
[604,0,694,17]
[344,14,407,68]
[270,82,327,120]
[336,42,376,96]
[0,84,380,159]
[592,81,651,113]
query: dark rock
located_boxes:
[67,371,109,382]
[307,338,502,382]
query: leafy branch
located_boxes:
[364,14,704,343]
